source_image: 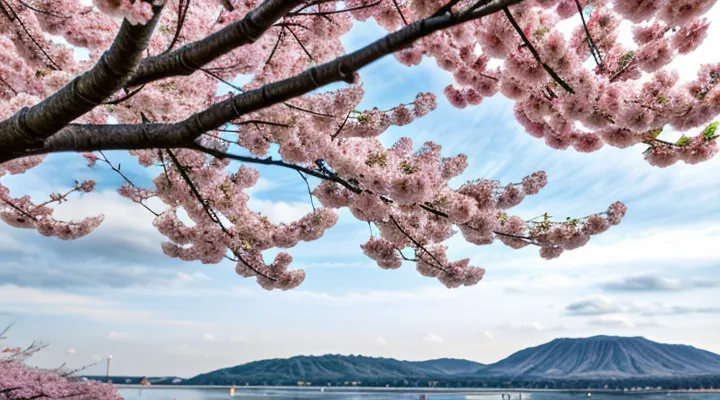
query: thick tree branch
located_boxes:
[1,0,521,164]
[0,4,164,152]
[125,0,306,87]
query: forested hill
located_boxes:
[184,354,483,385]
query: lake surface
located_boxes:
[118,388,720,400]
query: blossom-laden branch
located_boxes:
[1,327,122,400]
[0,1,165,153]
[4,0,702,290]
[0,0,523,163]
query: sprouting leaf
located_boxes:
[703,121,719,141]
[618,51,635,69]
[534,27,549,40]
[399,160,415,174]
[675,135,691,147]
[499,212,508,225]
[366,153,387,168]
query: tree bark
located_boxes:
[124,0,306,87]
[0,4,165,153]
[0,0,522,164]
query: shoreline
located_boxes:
[115,385,720,394]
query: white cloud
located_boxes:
[565,297,623,316]
[229,335,247,343]
[498,322,544,332]
[375,337,387,346]
[599,274,719,292]
[0,285,111,306]
[247,199,313,224]
[494,225,720,271]
[203,333,216,341]
[483,331,494,340]
[106,331,130,341]
[423,333,443,343]
[65,348,77,354]
[587,316,660,329]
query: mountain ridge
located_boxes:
[476,335,720,379]
[180,336,720,385]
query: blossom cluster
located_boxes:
[0,0,641,289]
[1,337,121,400]
[355,0,720,167]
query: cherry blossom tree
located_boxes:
[0,327,121,400]
[10,0,719,291]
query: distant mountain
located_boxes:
[185,354,484,385]
[475,335,720,379]
[140,336,720,387]
[409,358,484,375]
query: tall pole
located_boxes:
[106,355,113,383]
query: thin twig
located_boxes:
[165,148,276,281]
[609,55,635,82]
[98,151,160,216]
[284,102,335,118]
[266,25,286,65]
[392,0,408,25]
[331,111,351,140]
[574,0,602,68]
[191,144,362,194]
[0,74,18,95]
[163,0,191,54]
[236,119,291,128]
[0,0,60,70]
[503,7,574,94]
[388,215,448,272]
[432,0,463,17]
[289,1,382,16]
[0,198,36,222]
[202,68,243,92]
[16,0,68,18]
[104,85,146,105]
[296,170,316,212]
[286,25,314,61]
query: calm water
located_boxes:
[118,388,720,400]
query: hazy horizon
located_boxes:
[2,3,720,379]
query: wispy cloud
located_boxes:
[497,322,545,332]
[599,274,719,292]
[565,297,623,316]
[107,331,130,341]
[586,316,659,329]
[423,333,443,343]
[566,297,720,317]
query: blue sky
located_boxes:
[2,7,720,378]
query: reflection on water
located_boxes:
[118,388,720,400]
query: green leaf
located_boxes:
[618,51,635,69]
[675,135,691,147]
[656,95,668,104]
[499,212,508,225]
[703,121,719,141]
